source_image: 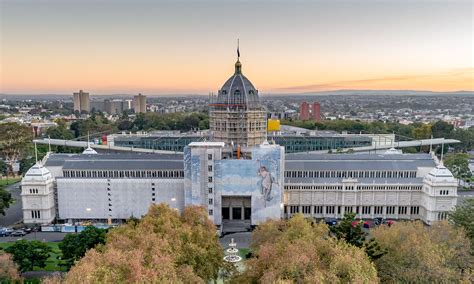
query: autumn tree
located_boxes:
[0,122,33,175]
[234,214,378,283]
[64,204,225,283]
[371,221,473,282]
[5,240,52,272]
[0,252,22,282]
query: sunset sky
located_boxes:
[1,0,472,95]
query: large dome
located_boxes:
[213,60,261,109]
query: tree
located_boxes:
[330,212,366,247]
[371,221,473,283]
[431,120,454,138]
[234,214,378,283]
[0,123,33,175]
[46,120,74,140]
[0,188,12,216]
[64,204,225,282]
[5,240,52,272]
[449,198,474,250]
[444,153,471,184]
[411,123,432,140]
[59,226,107,269]
[0,160,7,176]
[0,252,22,282]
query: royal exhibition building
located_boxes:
[21,58,458,233]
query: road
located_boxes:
[0,182,23,227]
[220,232,252,248]
[0,232,68,243]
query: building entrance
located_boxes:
[221,196,251,233]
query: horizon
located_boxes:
[1,0,473,94]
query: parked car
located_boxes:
[0,228,13,237]
[10,230,26,237]
[374,217,383,226]
[325,218,338,226]
[363,221,371,229]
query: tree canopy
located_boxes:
[371,221,473,282]
[59,226,107,269]
[64,204,225,283]
[449,198,474,251]
[0,252,22,282]
[0,122,33,174]
[4,240,52,272]
[234,214,378,283]
[444,152,472,183]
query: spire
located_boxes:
[235,39,242,74]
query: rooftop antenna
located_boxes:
[34,141,38,164]
[237,39,240,60]
[429,134,433,153]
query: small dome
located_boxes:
[22,163,52,183]
[424,164,456,183]
[384,147,402,155]
[214,59,261,110]
[82,146,98,155]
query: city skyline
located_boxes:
[1,0,473,95]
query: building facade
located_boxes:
[73,90,90,113]
[133,93,147,113]
[22,57,458,229]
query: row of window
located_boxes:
[28,188,40,194]
[285,205,421,215]
[285,170,417,179]
[63,170,184,179]
[31,210,41,219]
[439,190,450,195]
[285,185,423,191]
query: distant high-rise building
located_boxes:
[73,90,90,113]
[133,93,147,113]
[312,102,321,121]
[299,102,310,120]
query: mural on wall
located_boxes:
[215,145,283,224]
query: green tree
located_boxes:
[330,212,366,247]
[234,214,378,283]
[0,188,12,216]
[0,160,7,176]
[444,152,471,183]
[431,120,454,138]
[46,120,74,140]
[411,123,432,140]
[0,123,33,175]
[449,198,474,250]
[59,227,107,269]
[4,240,52,272]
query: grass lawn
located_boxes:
[0,242,66,272]
[238,248,251,260]
[0,178,21,187]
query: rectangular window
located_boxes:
[208,165,213,172]
[208,187,213,194]
[387,206,396,215]
[302,206,311,214]
[314,206,323,214]
[209,209,213,216]
[208,176,213,183]
[374,206,383,215]
[209,198,213,205]
[208,154,213,160]
[326,206,335,214]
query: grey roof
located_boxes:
[285,177,424,184]
[45,153,184,170]
[214,60,261,110]
[284,153,435,171]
